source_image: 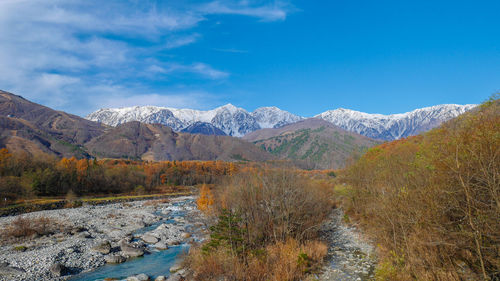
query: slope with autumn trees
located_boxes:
[244,118,381,169]
[340,95,499,280]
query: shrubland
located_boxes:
[187,167,335,281]
[341,96,499,280]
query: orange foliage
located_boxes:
[197,184,214,213]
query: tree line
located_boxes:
[0,151,237,202]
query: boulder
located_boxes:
[104,254,127,264]
[49,263,67,277]
[91,241,111,254]
[0,262,25,276]
[155,276,167,281]
[154,241,168,250]
[108,229,128,240]
[181,232,191,239]
[136,273,150,281]
[141,233,159,244]
[166,274,182,281]
[121,244,145,258]
[78,231,92,239]
[126,273,150,281]
[169,263,183,273]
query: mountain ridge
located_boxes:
[87,103,476,140]
[246,118,382,169]
[0,90,273,162]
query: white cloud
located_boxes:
[148,63,229,79]
[0,0,291,115]
[200,0,292,21]
[166,33,201,49]
[100,91,215,110]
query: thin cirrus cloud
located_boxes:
[148,63,230,80]
[0,0,292,115]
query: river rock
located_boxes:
[49,263,67,277]
[169,263,183,273]
[108,229,128,240]
[0,262,25,276]
[155,276,167,281]
[121,244,145,257]
[141,233,159,244]
[70,226,87,234]
[78,231,92,239]
[154,241,168,250]
[104,254,127,264]
[166,274,182,281]
[91,240,111,254]
[181,232,191,239]
[127,273,150,281]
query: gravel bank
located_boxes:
[318,209,377,281]
[0,196,200,281]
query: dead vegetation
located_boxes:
[341,97,500,280]
[1,216,64,241]
[187,168,335,281]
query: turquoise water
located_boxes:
[70,245,189,281]
[71,200,194,281]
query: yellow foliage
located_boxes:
[197,184,214,213]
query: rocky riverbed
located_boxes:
[0,196,204,281]
[318,209,377,281]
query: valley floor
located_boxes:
[0,196,203,281]
[0,196,376,281]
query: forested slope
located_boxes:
[342,96,499,280]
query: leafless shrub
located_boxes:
[1,216,62,240]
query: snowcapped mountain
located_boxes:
[315,104,477,140]
[251,106,303,128]
[86,104,301,137]
[86,103,476,139]
[86,106,184,130]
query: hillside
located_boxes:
[244,119,381,169]
[0,90,106,157]
[85,121,273,162]
[0,90,274,162]
[342,96,499,280]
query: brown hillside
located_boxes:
[85,121,274,162]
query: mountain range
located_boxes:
[87,104,303,137]
[0,89,477,168]
[87,103,476,140]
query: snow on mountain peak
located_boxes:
[315,104,477,140]
[251,106,303,129]
[86,103,476,139]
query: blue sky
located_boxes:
[0,0,498,116]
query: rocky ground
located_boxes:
[0,196,202,281]
[317,209,377,281]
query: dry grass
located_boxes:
[342,98,500,280]
[143,198,169,207]
[187,168,333,280]
[1,216,63,240]
[186,239,327,281]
